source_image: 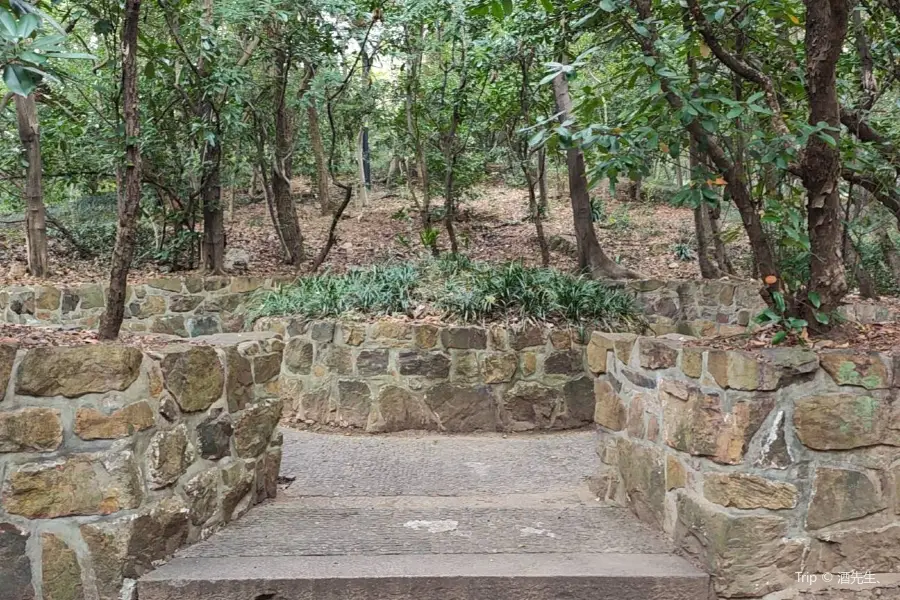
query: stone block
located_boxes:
[706,348,818,391]
[451,350,481,382]
[616,438,665,528]
[150,315,188,337]
[222,460,255,521]
[674,492,803,598]
[820,351,891,389]
[356,349,389,376]
[441,326,487,349]
[320,345,353,375]
[810,524,900,574]
[626,393,645,438]
[0,342,16,402]
[594,379,625,431]
[148,278,183,292]
[147,424,194,489]
[366,386,437,433]
[223,347,253,413]
[487,326,509,350]
[253,352,282,383]
[35,285,61,311]
[0,523,33,600]
[481,352,517,383]
[197,413,233,460]
[549,330,571,350]
[186,315,221,337]
[620,366,656,389]
[587,332,636,374]
[398,351,451,379]
[508,326,544,350]
[662,380,773,465]
[183,468,219,526]
[3,450,142,518]
[129,295,166,319]
[161,346,225,412]
[753,410,793,470]
[283,339,313,375]
[16,345,142,398]
[41,533,83,600]
[703,473,798,510]
[666,455,686,490]
[335,380,371,428]
[230,277,264,293]
[544,349,583,375]
[425,383,498,432]
[340,323,367,346]
[638,338,679,370]
[680,346,704,379]
[520,352,537,377]
[168,294,204,313]
[78,283,105,309]
[504,382,561,430]
[794,394,890,450]
[0,407,63,451]
[561,377,595,426]
[75,402,154,440]
[807,467,886,530]
[310,321,335,343]
[370,321,413,346]
[203,276,230,292]
[233,399,282,458]
[203,293,243,313]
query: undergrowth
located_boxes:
[247,255,645,331]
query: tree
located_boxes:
[14,92,48,276]
[99,0,142,340]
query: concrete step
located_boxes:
[138,553,712,600]
[139,431,711,599]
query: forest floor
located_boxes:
[0,176,753,285]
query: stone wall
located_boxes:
[0,276,290,337]
[0,332,284,600]
[255,318,595,433]
[587,332,900,599]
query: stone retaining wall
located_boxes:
[3,277,897,339]
[0,276,291,337]
[587,332,900,599]
[255,317,595,433]
[0,332,284,600]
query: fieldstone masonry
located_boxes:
[0,332,284,600]
[255,317,595,433]
[588,331,900,599]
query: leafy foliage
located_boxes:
[248,257,645,331]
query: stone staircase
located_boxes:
[139,429,711,600]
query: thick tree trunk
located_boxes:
[308,103,330,214]
[271,48,304,265]
[15,94,49,277]
[99,0,142,340]
[552,73,640,279]
[801,0,850,317]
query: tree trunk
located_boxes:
[537,148,549,210]
[198,0,225,274]
[405,24,430,226]
[800,0,850,317]
[99,0,142,340]
[523,163,550,267]
[879,229,900,281]
[708,202,735,275]
[356,128,369,209]
[308,102,330,214]
[551,73,640,279]
[15,94,49,277]
[271,47,304,265]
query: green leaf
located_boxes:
[528,130,545,148]
[599,0,615,11]
[787,318,808,330]
[726,106,743,119]
[772,331,787,345]
[501,0,513,16]
[0,7,18,38]
[539,0,553,11]
[714,8,726,21]
[772,291,786,314]
[808,291,821,309]
[3,64,40,96]
[17,13,39,38]
[815,312,830,325]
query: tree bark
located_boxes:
[308,102,330,214]
[15,94,49,277]
[271,47,304,265]
[800,0,850,316]
[99,0,142,340]
[404,24,430,226]
[552,72,640,279]
[198,0,225,274]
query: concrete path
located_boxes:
[140,429,711,599]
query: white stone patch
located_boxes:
[403,520,459,533]
[464,462,491,477]
[520,525,557,539]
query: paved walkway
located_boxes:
[140,429,710,600]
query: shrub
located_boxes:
[248,257,645,332]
